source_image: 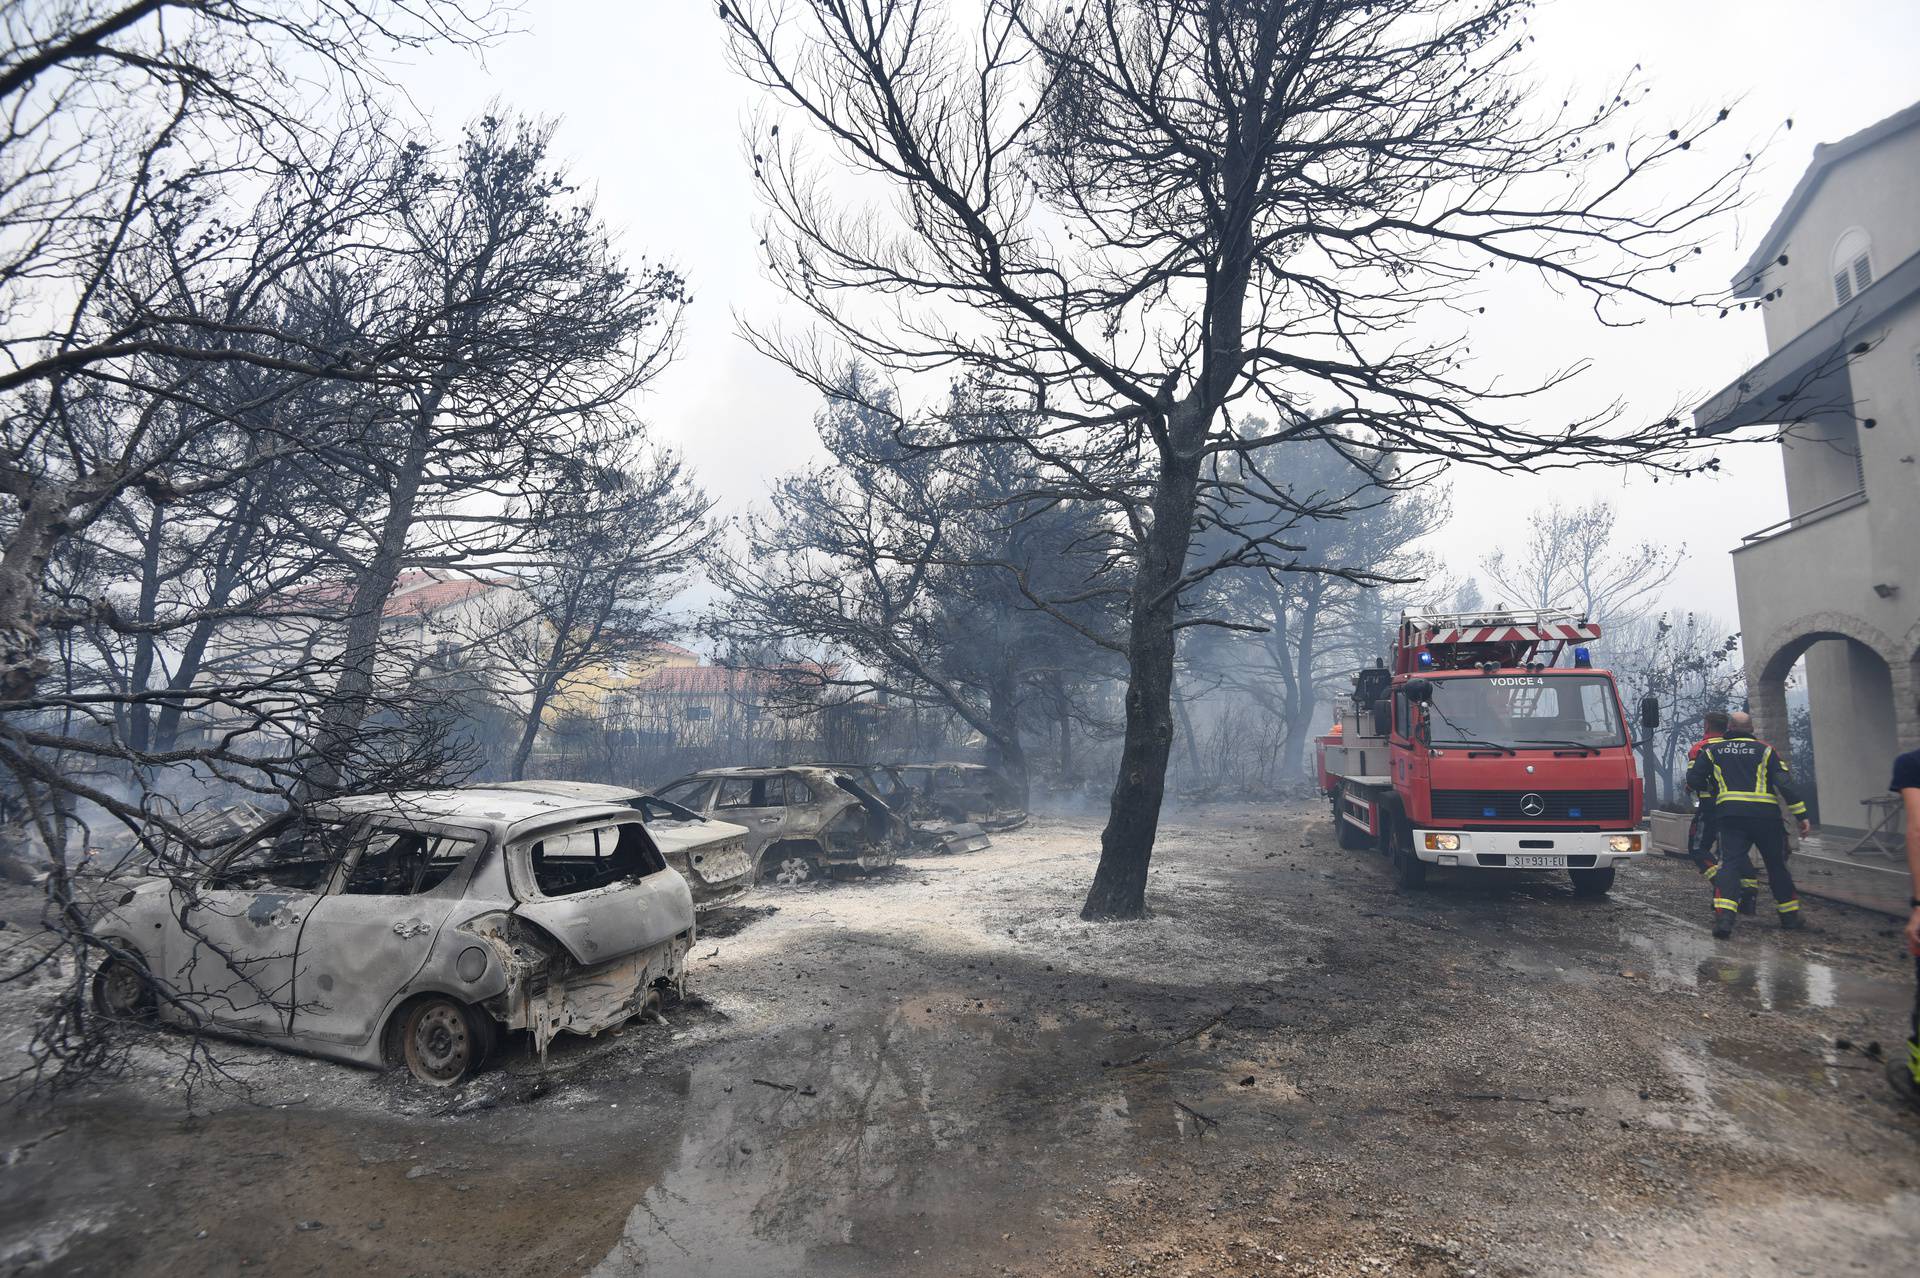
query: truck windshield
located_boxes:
[1424,674,1626,749]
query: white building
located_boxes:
[1694,100,1920,826]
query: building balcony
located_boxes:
[1737,488,1867,548]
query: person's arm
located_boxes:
[1770,750,1812,837]
[1685,747,1712,797]
[1903,786,1920,956]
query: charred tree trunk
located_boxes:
[306,404,435,792]
[151,509,258,753]
[1279,593,1324,777]
[1081,432,1204,921]
[1053,676,1074,781]
[0,476,83,706]
[123,501,167,754]
[508,678,556,781]
[1171,673,1203,788]
[986,670,1028,806]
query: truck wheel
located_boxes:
[1569,865,1616,898]
[1333,797,1370,850]
[1389,818,1427,890]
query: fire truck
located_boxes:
[1314,608,1648,896]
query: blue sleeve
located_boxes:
[1892,750,1920,793]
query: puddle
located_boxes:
[1617,929,1905,1012]
[587,1001,1224,1275]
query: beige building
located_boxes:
[1695,101,1920,827]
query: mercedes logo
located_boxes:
[1520,792,1547,816]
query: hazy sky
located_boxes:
[402,0,1919,633]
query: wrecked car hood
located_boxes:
[512,872,693,967]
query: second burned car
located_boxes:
[486,780,755,910]
[653,766,905,885]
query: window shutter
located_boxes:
[1853,253,1873,292]
[1834,270,1854,305]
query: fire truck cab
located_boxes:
[1315,609,1648,896]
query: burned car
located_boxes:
[486,780,754,910]
[893,762,1028,832]
[90,789,694,1085]
[823,763,992,854]
[653,766,904,885]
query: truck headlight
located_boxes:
[1424,833,1461,851]
[1608,834,1643,853]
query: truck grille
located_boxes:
[1430,789,1631,821]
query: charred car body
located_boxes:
[653,766,904,885]
[828,763,992,854]
[90,789,694,1084]
[486,780,754,910]
[891,762,1028,833]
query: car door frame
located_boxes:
[162,813,368,1037]
[288,819,492,1047]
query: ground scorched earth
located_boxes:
[1,800,1915,1277]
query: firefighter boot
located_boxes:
[1777,899,1805,930]
[1738,878,1759,915]
[1711,899,1737,939]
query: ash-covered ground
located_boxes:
[2,800,1916,1277]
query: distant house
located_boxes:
[553,640,703,723]
[205,568,547,724]
[1693,99,1920,826]
[610,661,832,746]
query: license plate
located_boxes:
[1510,854,1565,869]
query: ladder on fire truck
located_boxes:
[1394,607,1603,680]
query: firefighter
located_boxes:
[1686,710,1763,913]
[1685,711,1812,939]
[1684,711,1751,907]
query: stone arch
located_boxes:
[1901,617,1920,748]
[1746,611,1902,827]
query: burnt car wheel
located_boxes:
[400,996,494,1086]
[768,853,820,887]
[92,955,156,1021]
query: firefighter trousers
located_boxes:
[1710,811,1799,918]
[1686,799,1718,875]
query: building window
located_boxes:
[1831,228,1872,306]
[683,705,712,722]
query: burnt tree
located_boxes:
[722,0,1768,919]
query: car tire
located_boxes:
[767,852,820,887]
[92,954,156,1021]
[1569,865,1616,898]
[398,996,494,1087]
[1389,817,1427,890]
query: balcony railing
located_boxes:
[1739,488,1867,546]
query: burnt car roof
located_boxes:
[486,779,646,803]
[311,788,641,837]
[685,765,851,782]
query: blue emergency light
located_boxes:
[1573,646,1592,668]
[1417,649,1434,669]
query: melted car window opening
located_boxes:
[528,822,665,897]
[341,830,476,897]
[714,778,758,809]
[209,817,358,892]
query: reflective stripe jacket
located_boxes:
[1685,734,1807,817]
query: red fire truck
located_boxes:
[1314,608,1647,896]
